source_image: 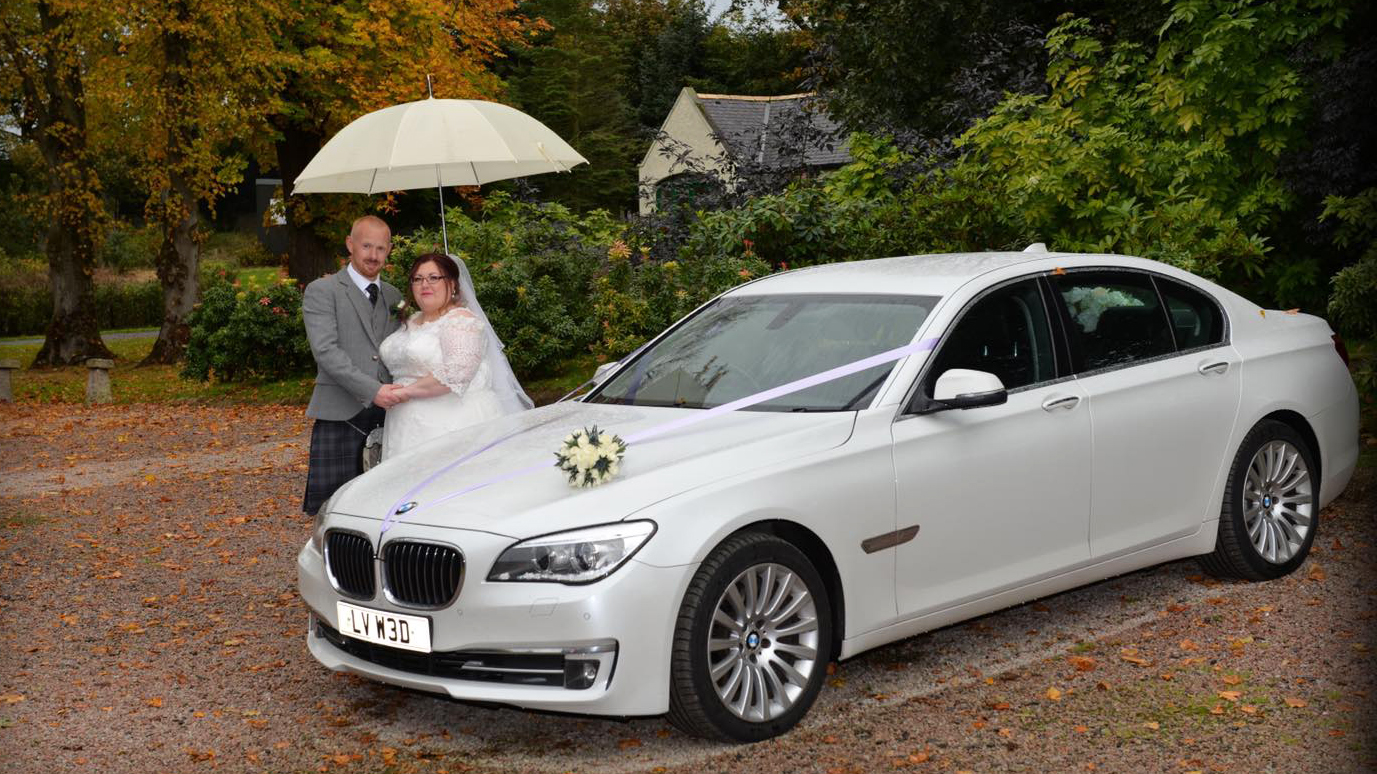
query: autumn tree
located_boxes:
[0,0,115,365]
[265,0,535,284]
[108,0,283,364]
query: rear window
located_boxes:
[1155,277,1225,350]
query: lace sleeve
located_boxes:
[433,311,486,394]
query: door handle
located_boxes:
[1041,395,1080,412]
[1198,360,1230,376]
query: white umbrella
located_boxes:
[292,96,588,251]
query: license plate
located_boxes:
[336,601,431,653]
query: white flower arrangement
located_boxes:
[1061,286,1144,332]
[554,426,627,488]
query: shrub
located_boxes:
[390,193,612,378]
[1325,190,1377,339]
[182,278,312,381]
[591,246,770,362]
[99,226,160,273]
[203,230,280,268]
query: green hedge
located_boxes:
[0,280,162,337]
[0,261,241,337]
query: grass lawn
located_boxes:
[0,336,314,404]
[0,332,601,407]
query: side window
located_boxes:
[925,279,1056,393]
[1156,277,1225,350]
[1051,271,1173,371]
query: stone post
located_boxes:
[0,359,18,402]
[85,358,114,404]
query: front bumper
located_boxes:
[296,521,695,717]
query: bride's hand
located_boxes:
[390,384,410,402]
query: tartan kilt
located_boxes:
[302,406,384,515]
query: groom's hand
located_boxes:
[374,384,402,408]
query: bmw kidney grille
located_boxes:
[383,541,464,607]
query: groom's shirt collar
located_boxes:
[344,263,378,297]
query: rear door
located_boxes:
[1048,270,1241,558]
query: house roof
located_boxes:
[694,92,851,169]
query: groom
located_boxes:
[301,215,405,515]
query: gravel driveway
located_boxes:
[1,402,1372,773]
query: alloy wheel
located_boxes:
[1242,439,1313,564]
[706,562,821,722]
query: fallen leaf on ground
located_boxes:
[1067,656,1096,672]
[1120,651,1151,667]
[1218,691,1242,702]
[1222,675,1241,685]
[1046,687,1063,701]
[0,694,23,703]
[1307,564,1326,581]
[617,738,641,749]
[1144,721,1160,730]
[1284,697,1308,708]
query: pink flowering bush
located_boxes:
[182,279,312,381]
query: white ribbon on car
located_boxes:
[379,336,940,534]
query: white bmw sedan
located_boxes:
[297,249,1358,741]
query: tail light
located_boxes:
[1333,334,1350,368]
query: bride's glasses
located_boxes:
[411,274,446,286]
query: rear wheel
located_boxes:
[667,532,832,741]
[1199,420,1318,581]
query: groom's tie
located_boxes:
[366,283,379,306]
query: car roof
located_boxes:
[727,251,1055,298]
[722,249,1218,299]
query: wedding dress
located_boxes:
[379,309,509,458]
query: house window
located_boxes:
[655,173,723,211]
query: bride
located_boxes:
[378,252,532,459]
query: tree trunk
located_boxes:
[34,217,112,366]
[141,0,198,366]
[275,121,336,285]
[142,180,199,365]
[27,1,110,367]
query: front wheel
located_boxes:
[1199,419,1318,581]
[667,532,833,742]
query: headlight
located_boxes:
[488,521,656,584]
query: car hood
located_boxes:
[330,401,857,538]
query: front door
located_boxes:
[891,278,1092,617]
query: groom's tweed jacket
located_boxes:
[302,269,403,421]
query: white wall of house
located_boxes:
[637,87,733,215]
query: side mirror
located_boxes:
[928,369,1008,411]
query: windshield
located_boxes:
[587,293,938,411]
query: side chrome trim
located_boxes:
[861,525,920,554]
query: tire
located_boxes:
[1198,419,1319,581]
[667,532,833,742]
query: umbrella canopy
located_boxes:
[292,98,588,194]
